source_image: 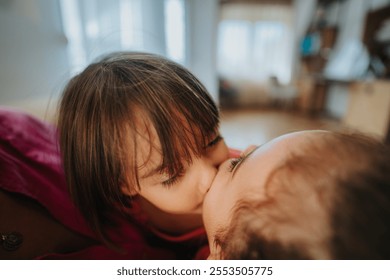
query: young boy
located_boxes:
[203,130,390,259]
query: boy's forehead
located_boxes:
[237,131,322,196]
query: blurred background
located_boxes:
[1,0,390,149]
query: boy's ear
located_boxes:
[207,243,223,260]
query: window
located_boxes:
[165,0,185,64]
[217,4,293,84]
[60,0,186,74]
[217,20,252,78]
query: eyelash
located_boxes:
[161,135,222,188]
[228,156,243,172]
[207,135,223,149]
[162,170,185,188]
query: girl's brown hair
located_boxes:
[58,52,219,244]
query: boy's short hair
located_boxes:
[216,132,390,259]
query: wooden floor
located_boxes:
[220,108,343,150]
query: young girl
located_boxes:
[203,130,390,259]
[1,52,235,259]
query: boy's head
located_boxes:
[203,130,390,259]
[58,52,228,241]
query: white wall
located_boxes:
[0,0,220,119]
[185,0,219,102]
[141,0,167,56]
[0,0,69,119]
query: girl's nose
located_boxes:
[207,140,229,168]
[198,159,218,195]
[229,148,241,158]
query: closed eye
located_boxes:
[206,135,223,149]
[228,146,260,175]
[228,157,243,172]
[161,168,185,188]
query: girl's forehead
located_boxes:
[134,120,160,163]
[130,106,217,174]
[133,134,163,182]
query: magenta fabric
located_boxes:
[0,107,208,259]
[0,107,92,237]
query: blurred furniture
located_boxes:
[296,75,350,116]
[342,4,390,144]
[343,80,390,143]
[363,5,390,78]
[296,0,337,114]
[296,76,315,114]
[298,4,390,117]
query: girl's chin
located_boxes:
[160,203,203,216]
[192,202,204,214]
[177,203,203,215]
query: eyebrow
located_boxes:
[232,145,261,177]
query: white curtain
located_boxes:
[217,3,294,84]
[59,0,185,74]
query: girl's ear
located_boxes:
[121,185,138,196]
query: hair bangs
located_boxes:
[123,68,220,179]
[158,100,217,177]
